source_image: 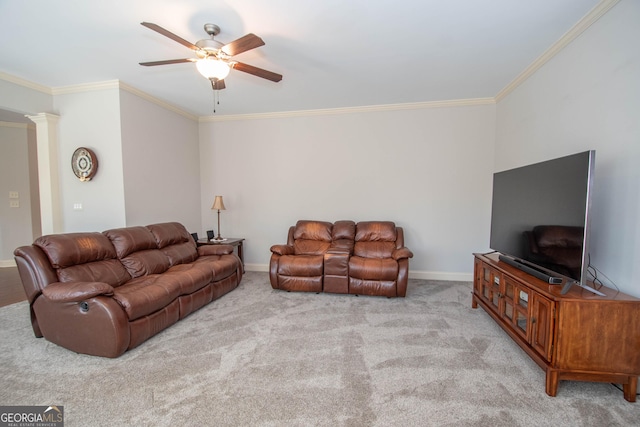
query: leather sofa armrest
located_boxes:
[198,244,234,256]
[392,247,414,260]
[42,281,114,303]
[270,244,294,256]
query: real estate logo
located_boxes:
[0,406,63,427]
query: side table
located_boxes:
[197,238,245,273]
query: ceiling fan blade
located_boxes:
[141,22,199,51]
[221,34,265,56]
[233,62,282,82]
[211,79,226,90]
[139,58,196,66]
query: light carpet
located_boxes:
[0,272,636,426]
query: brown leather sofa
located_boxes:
[523,225,584,280]
[13,222,242,358]
[270,220,413,297]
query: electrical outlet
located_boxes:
[9,191,19,199]
[10,200,19,208]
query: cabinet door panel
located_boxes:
[513,286,530,340]
[531,293,554,361]
[489,270,502,312]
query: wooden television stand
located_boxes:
[472,252,640,402]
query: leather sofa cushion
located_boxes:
[354,221,397,258]
[57,259,131,287]
[349,256,398,281]
[164,263,214,295]
[103,226,170,277]
[355,221,397,242]
[112,275,183,321]
[35,232,131,287]
[354,241,396,259]
[104,226,158,258]
[291,221,333,255]
[332,220,356,240]
[294,240,331,255]
[330,220,356,253]
[194,255,239,280]
[147,223,198,266]
[120,250,171,278]
[278,255,324,276]
[293,220,332,241]
[161,242,199,266]
[35,232,117,269]
[147,222,193,249]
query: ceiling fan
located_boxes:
[139,22,282,91]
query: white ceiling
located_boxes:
[0,0,603,117]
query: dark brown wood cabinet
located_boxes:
[472,252,640,402]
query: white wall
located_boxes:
[0,79,51,263]
[119,90,201,231]
[0,78,202,249]
[495,0,640,296]
[0,123,38,261]
[53,88,127,232]
[0,78,52,115]
[200,104,496,279]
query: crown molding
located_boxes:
[55,80,199,121]
[53,80,198,121]
[0,72,52,94]
[0,72,197,121]
[118,82,198,122]
[51,80,121,95]
[0,121,35,129]
[4,0,619,123]
[200,97,496,123]
[496,0,620,102]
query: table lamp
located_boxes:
[211,196,226,241]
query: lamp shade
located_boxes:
[211,196,226,211]
[196,57,230,80]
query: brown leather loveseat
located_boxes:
[13,222,242,358]
[270,220,413,297]
[523,225,584,280]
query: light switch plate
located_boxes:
[10,200,19,208]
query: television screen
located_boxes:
[489,150,595,292]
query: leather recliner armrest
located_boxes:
[198,245,234,256]
[392,247,414,261]
[42,281,114,303]
[270,245,294,256]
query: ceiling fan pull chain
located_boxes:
[210,78,217,113]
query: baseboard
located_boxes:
[244,264,472,282]
[408,270,473,282]
[244,263,269,273]
[0,259,17,268]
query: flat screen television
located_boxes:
[489,150,603,295]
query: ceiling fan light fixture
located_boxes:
[196,57,230,80]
